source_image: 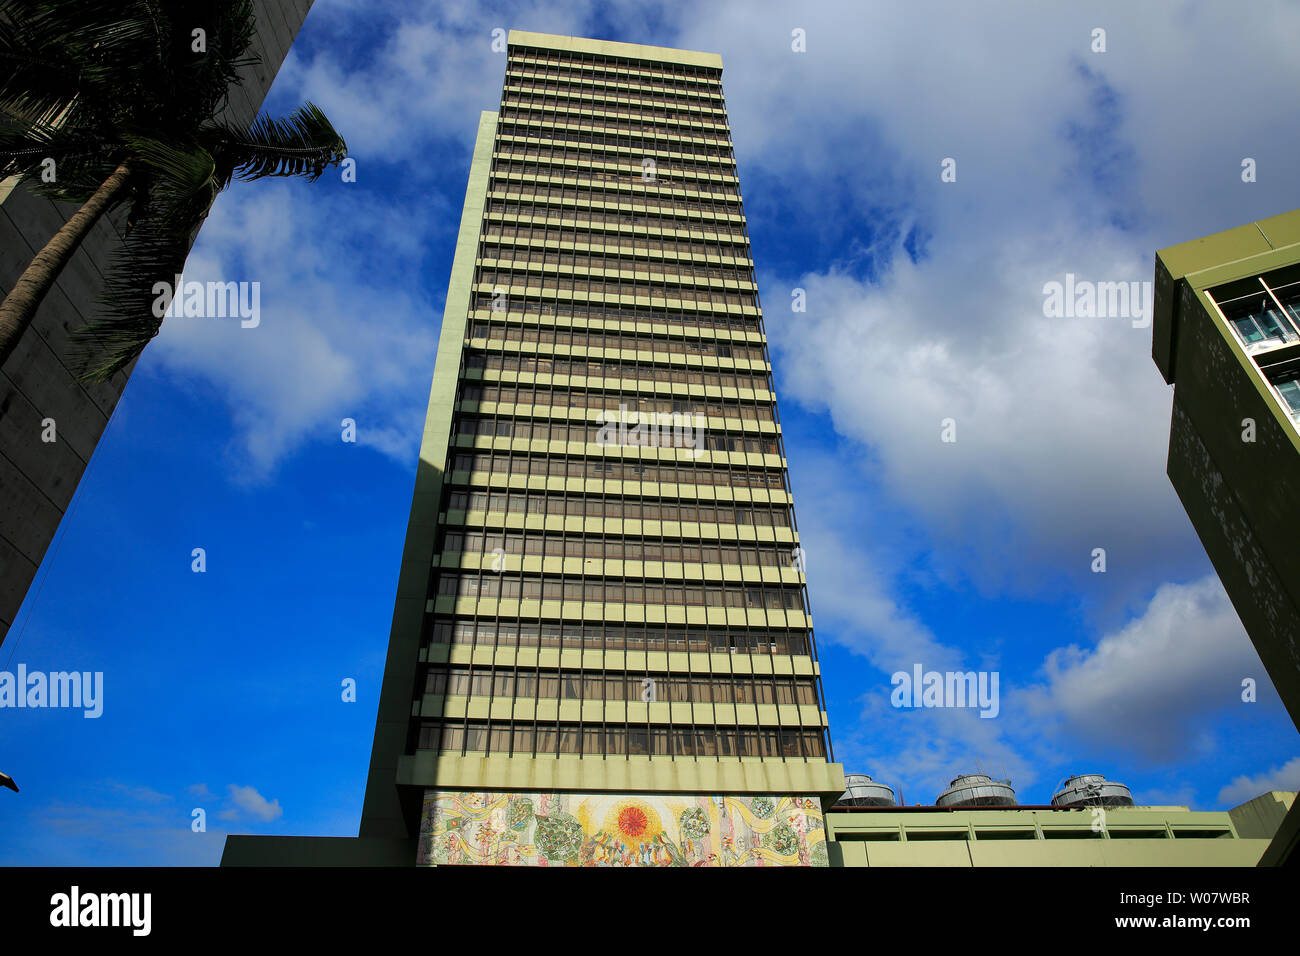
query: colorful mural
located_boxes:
[417,790,829,867]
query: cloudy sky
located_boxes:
[3,0,1299,863]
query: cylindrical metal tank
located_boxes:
[835,773,897,807]
[935,773,1016,807]
[1051,774,1135,808]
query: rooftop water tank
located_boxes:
[835,774,897,807]
[1051,774,1135,808]
[935,773,1016,807]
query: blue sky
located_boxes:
[3,0,1299,864]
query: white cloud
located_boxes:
[670,0,1300,599]
[149,183,439,480]
[223,784,283,822]
[790,450,954,670]
[1023,575,1270,760]
[1217,757,1300,807]
[282,0,600,161]
[834,691,1050,807]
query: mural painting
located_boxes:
[417,790,829,867]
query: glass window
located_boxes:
[1274,374,1300,417]
[1219,291,1295,349]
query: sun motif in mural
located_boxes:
[603,798,664,843]
[618,806,649,839]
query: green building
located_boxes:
[1152,209,1300,728]
[225,30,844,867]
[1151,209,1300,865]
[826,792,1293,867]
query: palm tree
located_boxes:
[0,0,346,380]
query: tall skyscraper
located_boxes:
[225,30,844,868]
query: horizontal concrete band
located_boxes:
[508,30,723,70]
[402,752,844,796]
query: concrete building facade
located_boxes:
[226,30,844,867]
[827,794,1292,867]
[1152,208,1300,865]
[0,0,314,643]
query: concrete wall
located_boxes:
[1230,790,1296,840]
[1151,209,1300,734]
[827,801,1282,867]
[0,0,314,642]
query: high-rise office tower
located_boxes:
[225,30,844,868]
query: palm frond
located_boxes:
[206,103,348,185]
[4,0,343,381]
[70,212,190,382]
[0,114,120,199]
[122,133,218,223]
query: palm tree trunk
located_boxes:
[0,160,133,370]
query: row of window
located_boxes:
[481,231,750,269]
[477,271,758,311]
[490,181,741,218]
[495,121,731,160]
[506,54,722,88]
[447,452,786,489]
[495,145,736,179]
[498,109,731,148]
[452,416,781,455]
[445,490,792,526]
[427,619,811,656]
[497,131,736,170]
[496,132,738,174]
[465,352,771,392]
[468,321,764,361]
[492,163,736,195]
[1212,283,1300,354]
[506,57,723,92]
[504,82,725,121]
[469,294,760,333]
[442,531,799,568]
[501,94,728,132]
[1207,274,1300,424]
[424,666,818,705]
[477,245,753,285]
[486,201,748,243]
[459,385,776,423]
[435,573,807,612]
[503,74,724,115]
[417,720,825,759]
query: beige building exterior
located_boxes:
[227,30,844,868]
